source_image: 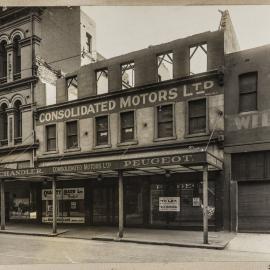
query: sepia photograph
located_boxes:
[0,1,269,269]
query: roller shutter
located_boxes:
[238,182,270,232]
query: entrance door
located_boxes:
[238,182,270,232]
[92,185,118,225]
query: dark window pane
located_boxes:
[239,73,257,94]
[157,105,173,138]
[189,99,206,134]
[239,92,257,112]
[158,122,173,138]
[96,116,108,145]
[66,121,78,149]
[46,125,56,151]
[121,111,134,142]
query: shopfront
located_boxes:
[0,150,223,241]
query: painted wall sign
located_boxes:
[37,79,221,125]
[159,197,180,212]
[226,110,270,131]
[0,152,206,178]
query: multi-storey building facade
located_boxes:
[28,11,239,232]
[0,7,97,223]
[225,45,270,232]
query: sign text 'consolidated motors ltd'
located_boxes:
[38,79,221,124]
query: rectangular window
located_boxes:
[189,99,206,134]
[157,104,173,138]
[96,116,109,146]
[189,43,207,75]
[46,124,56,152]
[96,69,108,95]
[86,32,92,53]
[66,76,78,101]
[120,111,134,142]
[239,72,257,112]
[121,62,135,89]
[66,121,78,149]
[157,52,173,82]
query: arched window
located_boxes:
[0,41,7,79]
[0,103,8,144]
[14,100,22,139]
[13,36,21,76]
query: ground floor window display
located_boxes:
[42,187,85,223]
[8,183,38,220]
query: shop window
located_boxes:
[96,69,108,95]
[239,72,257,112]
[14,100,22,143]
[121,62,135,89]
[157,52,173,82]
[189,43,207,75]
[66,76,78,101]
[13,35,21,78]
[46,124,56,152]
[86,32,92,53]
[66,121,78,149]
[120,111,134,142]
[0,40,7,80]
[0,103,8,145]
[95,115,109,146]
[157,104,173,138]
[188,99,206,134]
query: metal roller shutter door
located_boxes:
[238,182,270,232]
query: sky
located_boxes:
[82,5,270,58]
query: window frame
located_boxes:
[156,51,173,82]
[45,123,57,153]
[96,68,109,95]
[65,120,80,151]
[186,97,209,137]
[238,72,258,113]
[121,61,135,90]
[66,75,78,101]
[94,114,111,148]
[189,43,208,75]
[154,103,176,141]
[119,110,137,144]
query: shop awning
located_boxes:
[0,150,223,182]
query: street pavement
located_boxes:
[0,233,268,270]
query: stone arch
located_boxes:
[10,29,24,42]
[0,98,10,108]
[0,35,9,44]
[11,94,26,107]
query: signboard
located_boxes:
[42,217,85,224]
[0,152,207,178]
[159,197,180,212]
[42,188,84,200]
[37,79,221,125]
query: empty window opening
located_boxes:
[96,115,109,146]
[14,100,22,140]
[239,72,257,113]
[46,124,56,152]
[120,111,135,142]
[189,44,207,75]
[13,36,21,77]
[45,83,56,105]
[157,52,173,82]
[86,32,92,53]
[157,104,173,138]
[67,76,78,101]
[66,121,78,149]
[189,98,206,134]
[96,69,108,95]
[0,41,7,79]
[121,62,135,89]
[0,103,8,144]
